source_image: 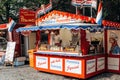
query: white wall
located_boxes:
[60,29,72,47]
[28,32,36,49]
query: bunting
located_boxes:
[36,0,52,18]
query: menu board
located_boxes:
[108,57,119,70]
[86,59,96,74]
[5,42,16,62]
[36,56,48,69]
[50,58,63,71]
[65,59,82,74]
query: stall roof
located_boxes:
[36,10,120,28]
[16,10,120,32]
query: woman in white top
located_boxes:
[53,31,62,46]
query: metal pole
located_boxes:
[91,6,92,17]
[83,7,85,15]
[76,6,78,15]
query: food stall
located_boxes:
[16,10,110,79]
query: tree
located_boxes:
[103,0,120,22]
[0,0,48,24]
[0,0,119,24]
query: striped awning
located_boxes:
[0,24,7,30]
[16,23,102,32]
[16,26,39,32]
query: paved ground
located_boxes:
[0,65,120,80]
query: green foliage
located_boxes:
[0,0,119,24]
[103,0,120,22]
[0,0,49,23]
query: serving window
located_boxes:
[38,29,80,53]
[40,31,48,44]
[86,30,104,54]
[38,28,105,55]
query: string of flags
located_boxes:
[36,0,52,18]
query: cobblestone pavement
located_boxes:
[0,65,120,80]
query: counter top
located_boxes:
[34,50,105,58]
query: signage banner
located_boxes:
[36,56,48,69]
[5,42,16,62]
[97,57,105,71]
[86,59,96,74]
[37,18,79,26]
[108,57,119,70]
[50,58,63,71]
[71,0,97,9]
[19,9,35,25]
[65,59,82,74]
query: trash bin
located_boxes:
[28,49,34,67]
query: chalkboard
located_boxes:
[5,42,16,62]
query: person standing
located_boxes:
[53,31,62,46]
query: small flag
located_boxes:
[45,3,52,13]
[7,19,16,32]
[96,1,102,25]
[36,4,45,18]
[36,0,52,18]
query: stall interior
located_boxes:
[38,28,104,55]
[86,30,104,54]
[38,29,80,53]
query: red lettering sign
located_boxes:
[98,63,104,68]
[19,9,35,25]
[37,62,46,66]
[67,65,79,71]
[88,65,95,70]
[51,59,61,64]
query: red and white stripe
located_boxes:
[36,0,52,18]
[96,1,102,25]
[7,19,16,32]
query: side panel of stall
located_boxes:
[107,30,120,73]
[85,54,106,78]
[107,55,120,73]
